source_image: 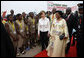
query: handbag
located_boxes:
[59,33,65,40]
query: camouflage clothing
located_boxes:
[5,21,18,53]
[16,19,25,53]
[24,20,31,48]
[28,17,36,47]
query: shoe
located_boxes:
[17,53,20,56]
[71,44,75,46]
[22,51,25,54]
[65,51,68,54]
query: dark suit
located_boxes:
[76,14,83,57]
[63,13,76,54]
[1,22,16,57]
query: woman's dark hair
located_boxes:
[16,13,21,17]
[7,15,12,21]
[56,11,63,17]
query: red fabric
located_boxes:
[71,36,73,45]
[3,18,7,21]
[34,36,77,57]
[2,11,7,18]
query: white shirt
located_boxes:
[38,17,50,35]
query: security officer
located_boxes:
[76,3,83,57]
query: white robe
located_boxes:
[46,19,69,57]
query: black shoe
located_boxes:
[71,44,75,46]
[22,50,26,54]
[33,45,36,47]
[65,51,68,54]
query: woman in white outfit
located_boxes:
[38,11,50,51]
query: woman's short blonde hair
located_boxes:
[40,10,45,15]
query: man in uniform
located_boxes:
[28,12,36,48]
[7,10,16,21]
[24,18,31,50]
[15,14,26,56]
[5,15,18,55]
[22,12,26,21]
[34,14,40,45]
[75,3,83,57]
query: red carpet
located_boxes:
[34,36,77,57]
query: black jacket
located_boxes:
[1,22,16,57]
[63,13,76,37]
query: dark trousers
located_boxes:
[30,33,36,48]
[40,31,49,51]
[65,34,72,54]
[77,35,84,57]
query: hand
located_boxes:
[13,37,17,41]
[38,34,40,39]
[13,39,17,41]
[16,36,19,41]
[47,33,50,38]
[64,37,68,39]
[23,36,26,39]
[51,36,55,40]
[21,34,26,39]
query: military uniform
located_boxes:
[22,16,26,22]
[16,19,25,54]
[76,14,83,57]
[35,17,39,44]
[5,21,18,54]
[75,3,83,57]
[28,17,36,48]
[24,19,31,49]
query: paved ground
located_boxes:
[17,44,42,57]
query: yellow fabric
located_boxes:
[16,20,23,29]
[46,19,69,57]
[32,18,35,24]
[2,20,7,24]
[22,17,24,20]
[8,21,15,32]
[26,26,28,31]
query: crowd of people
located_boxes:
[1,3,83,57]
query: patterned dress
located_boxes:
[46,19,69,57]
